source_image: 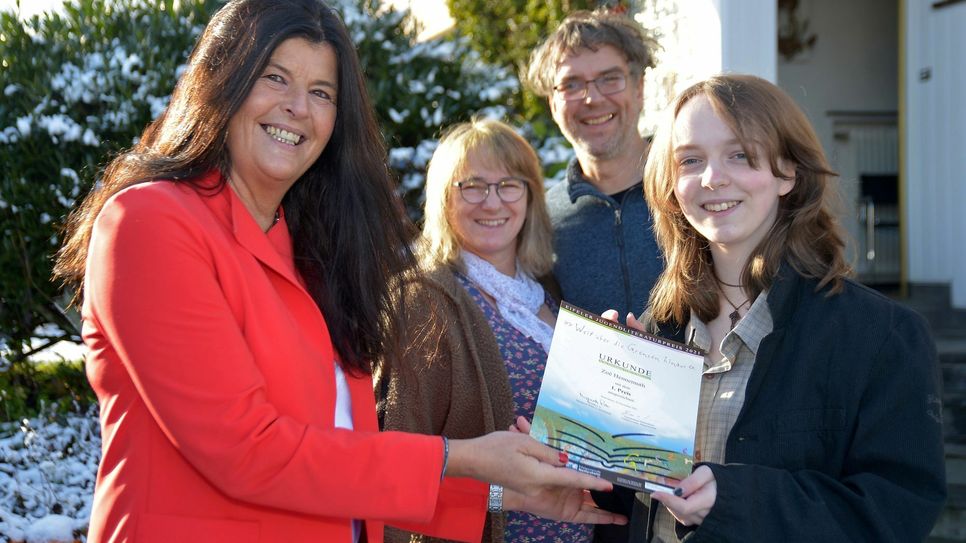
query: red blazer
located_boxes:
[82,172,486,542]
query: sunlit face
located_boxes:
[548,45,644,161]
[672,95,795,259]
[226,38,338,191]
[448,153,529,274]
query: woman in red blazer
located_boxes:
[54,1,622,541]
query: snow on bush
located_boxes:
[0,0,549,361]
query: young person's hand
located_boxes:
[650,465,717,526]
[600,310,646,333]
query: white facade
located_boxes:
[904,0,966,308]
[637,0,776,131]
[715,0,778,81]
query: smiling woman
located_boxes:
[50,1,624,542]
[225,37,338,230]
[670,94,795,261]
[616,73,947,542]
[376,118,596,543]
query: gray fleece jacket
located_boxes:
[545,158,663,317]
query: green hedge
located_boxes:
[446,0,596,133]
[0,358,93,421]
[0,0,217,363]
[347,0,520,215]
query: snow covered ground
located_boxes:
[0,337,95,542]
[0,407,99,542]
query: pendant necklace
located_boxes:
[227,174,280,231]
[720,289,750,330]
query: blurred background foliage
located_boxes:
[0,0,217,380]
[0,0,584,413]
[0,359,93,422]
[446,0,596,137]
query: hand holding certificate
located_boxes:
[530,302,704,493]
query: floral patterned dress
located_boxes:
[456,273,594,543]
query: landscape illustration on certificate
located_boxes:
[531,303,704,493]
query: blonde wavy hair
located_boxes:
[420,118,553,276]
[644,74,852,325]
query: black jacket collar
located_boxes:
[654,259,814,342]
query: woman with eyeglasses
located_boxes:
[376,118,594,543]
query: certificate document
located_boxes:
[530,302,705,493]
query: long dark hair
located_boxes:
[55,0,415,375]
[644,74,851,325]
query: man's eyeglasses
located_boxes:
[452,177,528,204]
[552,72,628,102]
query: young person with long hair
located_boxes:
[609,74,945,542]
[54,1,623,541]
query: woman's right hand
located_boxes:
[447,432,626,524]
[447,431,608,494]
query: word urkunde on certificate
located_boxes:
[531,302,705,493]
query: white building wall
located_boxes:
[637,0,722,132]
[715,0,777,81]
[776,0,899,153]
[637,0,776,132]
[905,0,966,308]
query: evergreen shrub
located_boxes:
[0,0,216,362]
[0,0,522,365]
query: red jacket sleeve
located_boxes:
[390,477,488,541]
[85,184,478,525]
